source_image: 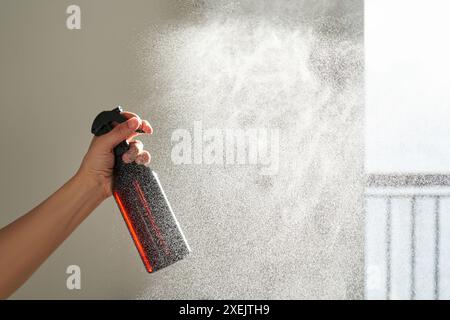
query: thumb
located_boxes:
[101,117,141,149]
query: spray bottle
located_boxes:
[91,106,191,273]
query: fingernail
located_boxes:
[127,117,139,129]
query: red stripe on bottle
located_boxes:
[132,180,171,256]
[114,191,154,273]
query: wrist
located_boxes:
[72,171,109,203]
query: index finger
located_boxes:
[121,111,153,134]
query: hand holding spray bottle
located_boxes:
[91,107,191,272]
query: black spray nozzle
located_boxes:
[91,106,144,158]
[91,106,127,136]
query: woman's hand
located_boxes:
[0,109,154,298]
[77,111,153,200]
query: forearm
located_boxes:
[0,173,105,298]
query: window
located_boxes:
[365,0,450,299]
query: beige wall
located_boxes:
[0,0,364,299]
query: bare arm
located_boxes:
[0,174,105,298]
[0,110,152,299]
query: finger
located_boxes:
[141,119,153,134]
[101,116,141,149]
[135,150,151,165]
[121,111,153,134]
[122,140,143,163]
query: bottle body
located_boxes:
[112,161,191,273]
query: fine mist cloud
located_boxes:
[138,0,364,299]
